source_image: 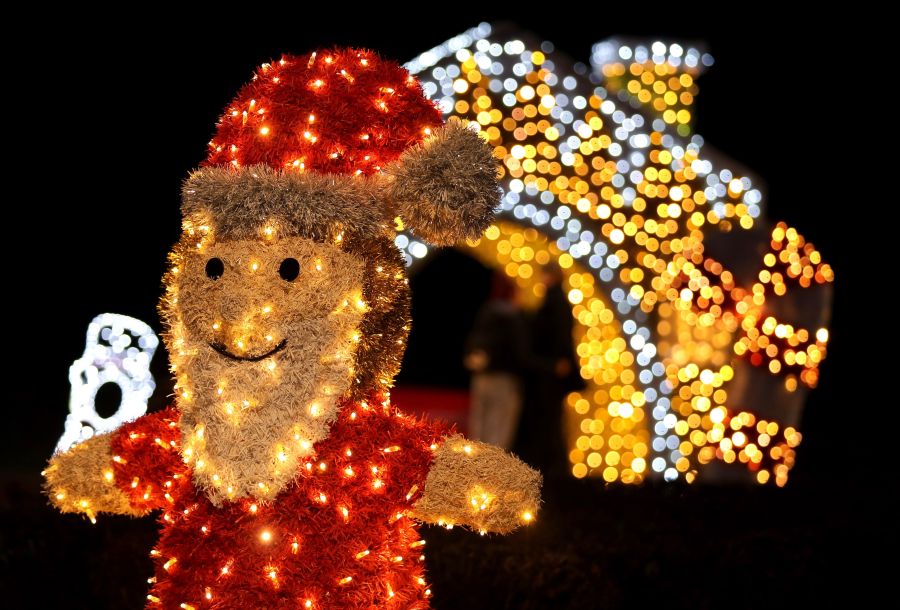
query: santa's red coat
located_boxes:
[111,395,449,609]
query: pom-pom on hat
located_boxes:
[186,48,500,246]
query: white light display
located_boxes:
[56,313,159,453]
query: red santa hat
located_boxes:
[184,47,499,246]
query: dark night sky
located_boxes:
[6,11,874,484]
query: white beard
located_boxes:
[172,308,361,506]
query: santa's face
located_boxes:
[162,226,366,504]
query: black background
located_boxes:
[3,9,887,608]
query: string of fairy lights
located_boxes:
[401,24,832,485]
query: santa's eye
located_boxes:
[279,258,301,281]
[205,257,225,280]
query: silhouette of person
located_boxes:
[464,271,531,449]
[515,264,584,480]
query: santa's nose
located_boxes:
[218,295,250,321]
[216,296,276,329]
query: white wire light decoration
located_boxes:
[56,313,159,453]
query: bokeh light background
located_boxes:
[400,24,833,486]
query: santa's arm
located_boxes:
[43,433,143,519]
[388,121,536,532]
[43,407,184,520]
[411,435,541,534]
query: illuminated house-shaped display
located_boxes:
[400,24,833,485]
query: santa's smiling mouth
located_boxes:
[209,339,287,362]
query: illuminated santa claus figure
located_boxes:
[44,48,541,609]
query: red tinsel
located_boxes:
[111,394,450,609]
[204,48,444,176]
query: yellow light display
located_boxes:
[405,26,833,484]
[467,222,649,483]
[600,47,702,137]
